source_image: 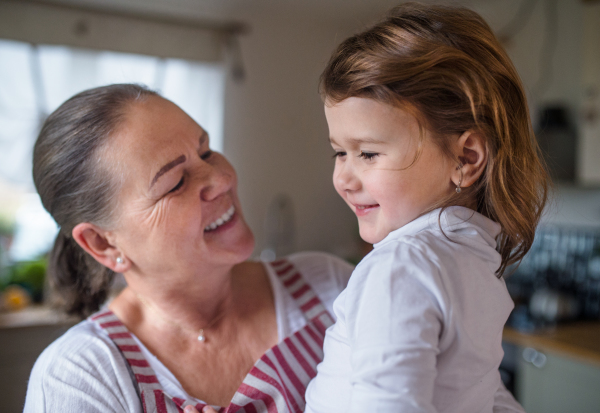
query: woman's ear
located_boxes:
[451,130,488,189]
[72,223,129,273]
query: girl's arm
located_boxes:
[493,382,526,413]
[346,260,442,412]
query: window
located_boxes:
[0,38,225,263]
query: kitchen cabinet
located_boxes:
[0,307,76,413]
[579,1,600,185]
[503,323,600,413]
[517,349,600,413]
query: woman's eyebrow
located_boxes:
[149,154,186,189]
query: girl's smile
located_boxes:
[351,203,380,217]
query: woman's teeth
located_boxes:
[205,206,235,232]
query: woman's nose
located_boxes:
[199,161,234,202]
[334,161,360,192]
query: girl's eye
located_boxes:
[332,151,346,159]
[359,151,378,160]
[200,150,213,161]
[168,177,185,194]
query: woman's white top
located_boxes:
[305,207,519,413]
[23,252,353,412]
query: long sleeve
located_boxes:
[493,382,525,413]
[346,246,443,413]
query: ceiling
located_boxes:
[30,0,512,30]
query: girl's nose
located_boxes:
[199,159,234,202]
[334,161,360,192]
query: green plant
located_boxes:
[8,258,47,303]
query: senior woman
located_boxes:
[25,84,522,413]
[24,84,352,412]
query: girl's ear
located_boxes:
[72,223,129,273]
[452,130,488,189]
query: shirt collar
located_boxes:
[373,206,501,250]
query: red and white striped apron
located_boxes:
[90,258,334,413]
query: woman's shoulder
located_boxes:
[25,317,140,412]
[31,320,111,369]
[32,319,118,366]
[284,251,354,292]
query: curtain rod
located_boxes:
[2,0,251,36]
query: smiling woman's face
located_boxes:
[107,96,254,281]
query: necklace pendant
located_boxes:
[197,329,205,342]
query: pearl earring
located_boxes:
[116,257,123,264]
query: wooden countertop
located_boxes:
[503,322,600,366]
[0,305,77,329]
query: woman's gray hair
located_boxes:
[33,84,157,318]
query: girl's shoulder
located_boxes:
[360,232,443,274]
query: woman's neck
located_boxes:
[111,264,237,338]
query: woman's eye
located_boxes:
[332,151,346,159]
[359,151,378,160]
[168,177,185,194]
[200,150,213,160]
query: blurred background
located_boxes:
[0,0,599,411]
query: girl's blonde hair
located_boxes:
[320,2,549,276]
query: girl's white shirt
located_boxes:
[305,206,520,413]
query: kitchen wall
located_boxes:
[220,0,600,254]
[220,11,359,257]
[542,185,600,228]
[476,0,584,121]
[5,0,599,257]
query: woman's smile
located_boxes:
[204,205,236,233]
[110,95,255,273]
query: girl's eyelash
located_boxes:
[169,177,185,194]
[332,152,346,158]
[200,150,213,160]
[359,151,378,160]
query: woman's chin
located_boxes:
[237,230,256,262]
[218,219,255,262]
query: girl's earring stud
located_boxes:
[455,162,463,193]
[116,256,123,264]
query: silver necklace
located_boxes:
[135,293,227,343]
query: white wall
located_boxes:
[472,0,584,123]
[222,0,596,255]
[543,185,600,228]
[7,0,599,258]
[221,12,359,257]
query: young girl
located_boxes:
[303,3,547,413]
[191,3,543,413]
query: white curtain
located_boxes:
[0,38,225,261]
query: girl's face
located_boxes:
[326,97,455,244]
